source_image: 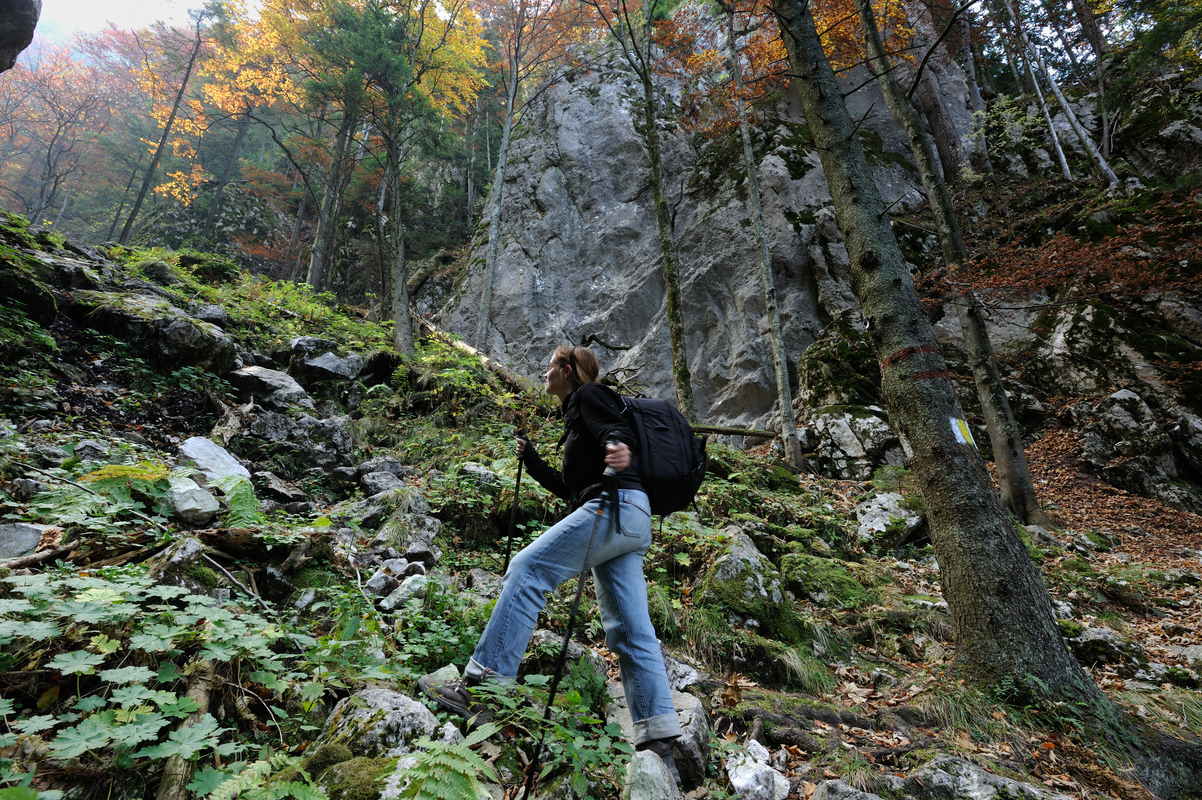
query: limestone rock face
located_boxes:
[245,411,356,470]
[227,367,312,409]
[435,59,951,428]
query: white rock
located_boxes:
[178,437,251,483]
[166,477,220,525]
[854,492,923,545]
[623,750,682,800]
[317,687,440,758]
[726,739,789,800]
[906,754,1075,800]
[812,780,883,800]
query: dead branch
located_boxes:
[155,660,215,800]
[411,312,537,394]
[0,545,73,569]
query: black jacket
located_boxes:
[522,383,644,507]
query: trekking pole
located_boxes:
[520,441,621,799]
[503,410,529,574]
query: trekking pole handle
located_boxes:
[603,436,622,478]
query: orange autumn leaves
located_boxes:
[657,0,915,138]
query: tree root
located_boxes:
[156,660,215,800]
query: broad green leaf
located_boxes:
[0,786,38,800]
[58,601,126,625]
[109,716,167,747]
[0,734,15,748]
[73,588,124,605]
[90,634,121,654]
[0,620,60,641]
[48,717,112,758]
[160,696,200,719]
[0,599,33,614]
[99,666,155,684]
[11,715,57,734]
[186,767,231,797]
[48,651,105,676]
[74,696,107,712]
[199,642,238,661]
[144,586,190,600]
[131,623,188,652]
[138,714,222,760]
[311,516,332,528]
[0,698,14,715]
[110,685,160,707]
[157,662,183,683]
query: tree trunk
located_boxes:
[1028,56,1074,181]
[201,111,251,239]
[913,71,967,184]
[1041,0,1082,75]
[773,0,1105,702]
[1071,0,1108,58]
[306,113,353,289]
[119,24,204,245]
[376,173,393,316]
[960,17,993,174]
[284,190,308,283]
[856,0,1051,527]
[725,5,803,466]
[107,167,140,242]
[972,38,998,98]
[642,66,696,423]
[475,58,520,351]
[387,134,413,355]
[1002,0,1119,187]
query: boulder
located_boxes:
[253,471,307,502]
[812,781,883,800]
[525,629,609,682]
[607,683,709,789]
[74,438,110,460]
[316,687,441,758]
[245,412,356,470]
[0,0,40,73]
[192,304,230,327]
[853,492,924,548]
[292,351,365,384]
[1183,645,1202,672]
[699,527,797,639]
[0,522,48,559]
[178,437,251,484]
[1064,626,1150,677]
[901,754,1075,800]
[227,367,312,409]
[379,574,433,611]
[725,739,789,800]
[358,456,412,478]
[143,538,219,596]
[362,471,404,496]
[799,409,904,481]
[465,568,502,601]
[623,750,682,800]
[780,554,868,609]
[165,477,220,525]
[365,569,400,597]
[375,511,443,567]
[69,291,236,372]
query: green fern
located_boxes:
[395,723,500,800]
[218,476,263,527]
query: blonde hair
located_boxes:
[552,345,600,389]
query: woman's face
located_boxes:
[544,356,574,399]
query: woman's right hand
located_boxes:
[515,434,528,458]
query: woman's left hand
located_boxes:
[605,442,632,472]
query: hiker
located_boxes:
[419,344,682,780]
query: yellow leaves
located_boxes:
[154,163,210,206]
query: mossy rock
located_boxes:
[182,563,219,589]
[319,756,396,800]
[1056,618,1086,638]
[697,528,804,644]
[292,566,338,589]
[796,322,881,409]
[780,553,869,609]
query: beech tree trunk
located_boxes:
[1028,57,1074,181]
[960,18,993,174]
[1071,0,1108,58]
[913,72,967,184]
[388,139,414,355]
[475,57,520,350]
[773,0,1105,702]
[155,660,214,800]
[724,3,803,466]
[856,0,1052,528]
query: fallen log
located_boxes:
[156,660,215,800]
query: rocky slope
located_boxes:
[2,216,1202,799]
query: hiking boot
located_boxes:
[417,674,493,727]
[637,738,681,786]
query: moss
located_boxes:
[320,756,396,800]
[1083,531,1112,552]
[1164,667,1198,689]
[183,563,220,589]
[857,130,916,173]
[293,567,338,589]
[302,743,354,778]
[1057,618,1086,638]
[1061,558,1097,576]
[780,553,869,609]
[797,322,881,408]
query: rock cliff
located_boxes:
[435,57,976,429]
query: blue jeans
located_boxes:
[465,489,682,745]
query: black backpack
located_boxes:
[598,386,708,516]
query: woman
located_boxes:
[418,344,682,781]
